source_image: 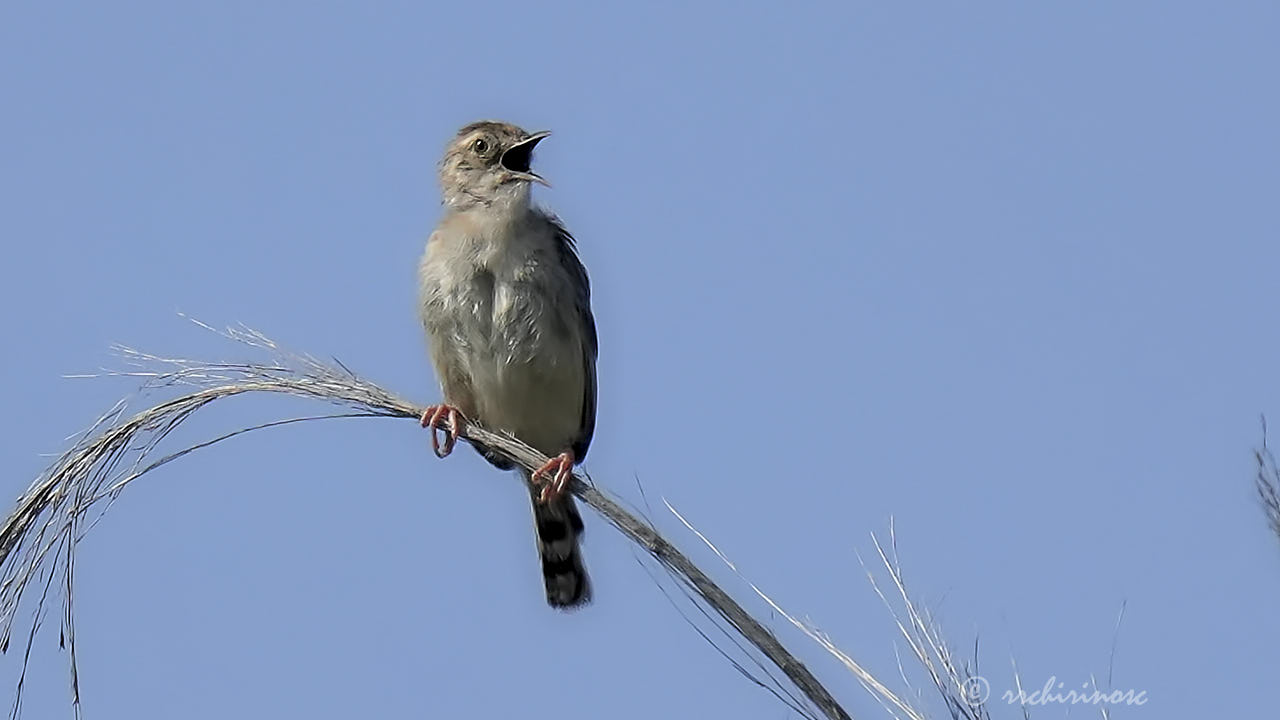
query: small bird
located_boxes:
[418,120,597,609]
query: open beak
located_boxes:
[500,131,551,186]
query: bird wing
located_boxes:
[548,216,599,462]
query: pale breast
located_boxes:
[420,213,586,455]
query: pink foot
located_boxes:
[532,450,575,504]
[420,404,464,458]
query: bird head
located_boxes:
[439,121,550,210]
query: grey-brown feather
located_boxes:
[419,121,596,608]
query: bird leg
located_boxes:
[420,404,464,458]
[532,450,575,504]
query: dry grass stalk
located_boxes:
[0,321,851,720]
[1256,417,1280,545]
[669,505,994,720]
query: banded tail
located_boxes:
[525,470,591,609]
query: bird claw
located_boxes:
[420,404,464,458]
[532,451,575,504]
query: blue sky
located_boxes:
[2,2,1277,718]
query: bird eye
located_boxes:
[472,138,489,155]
